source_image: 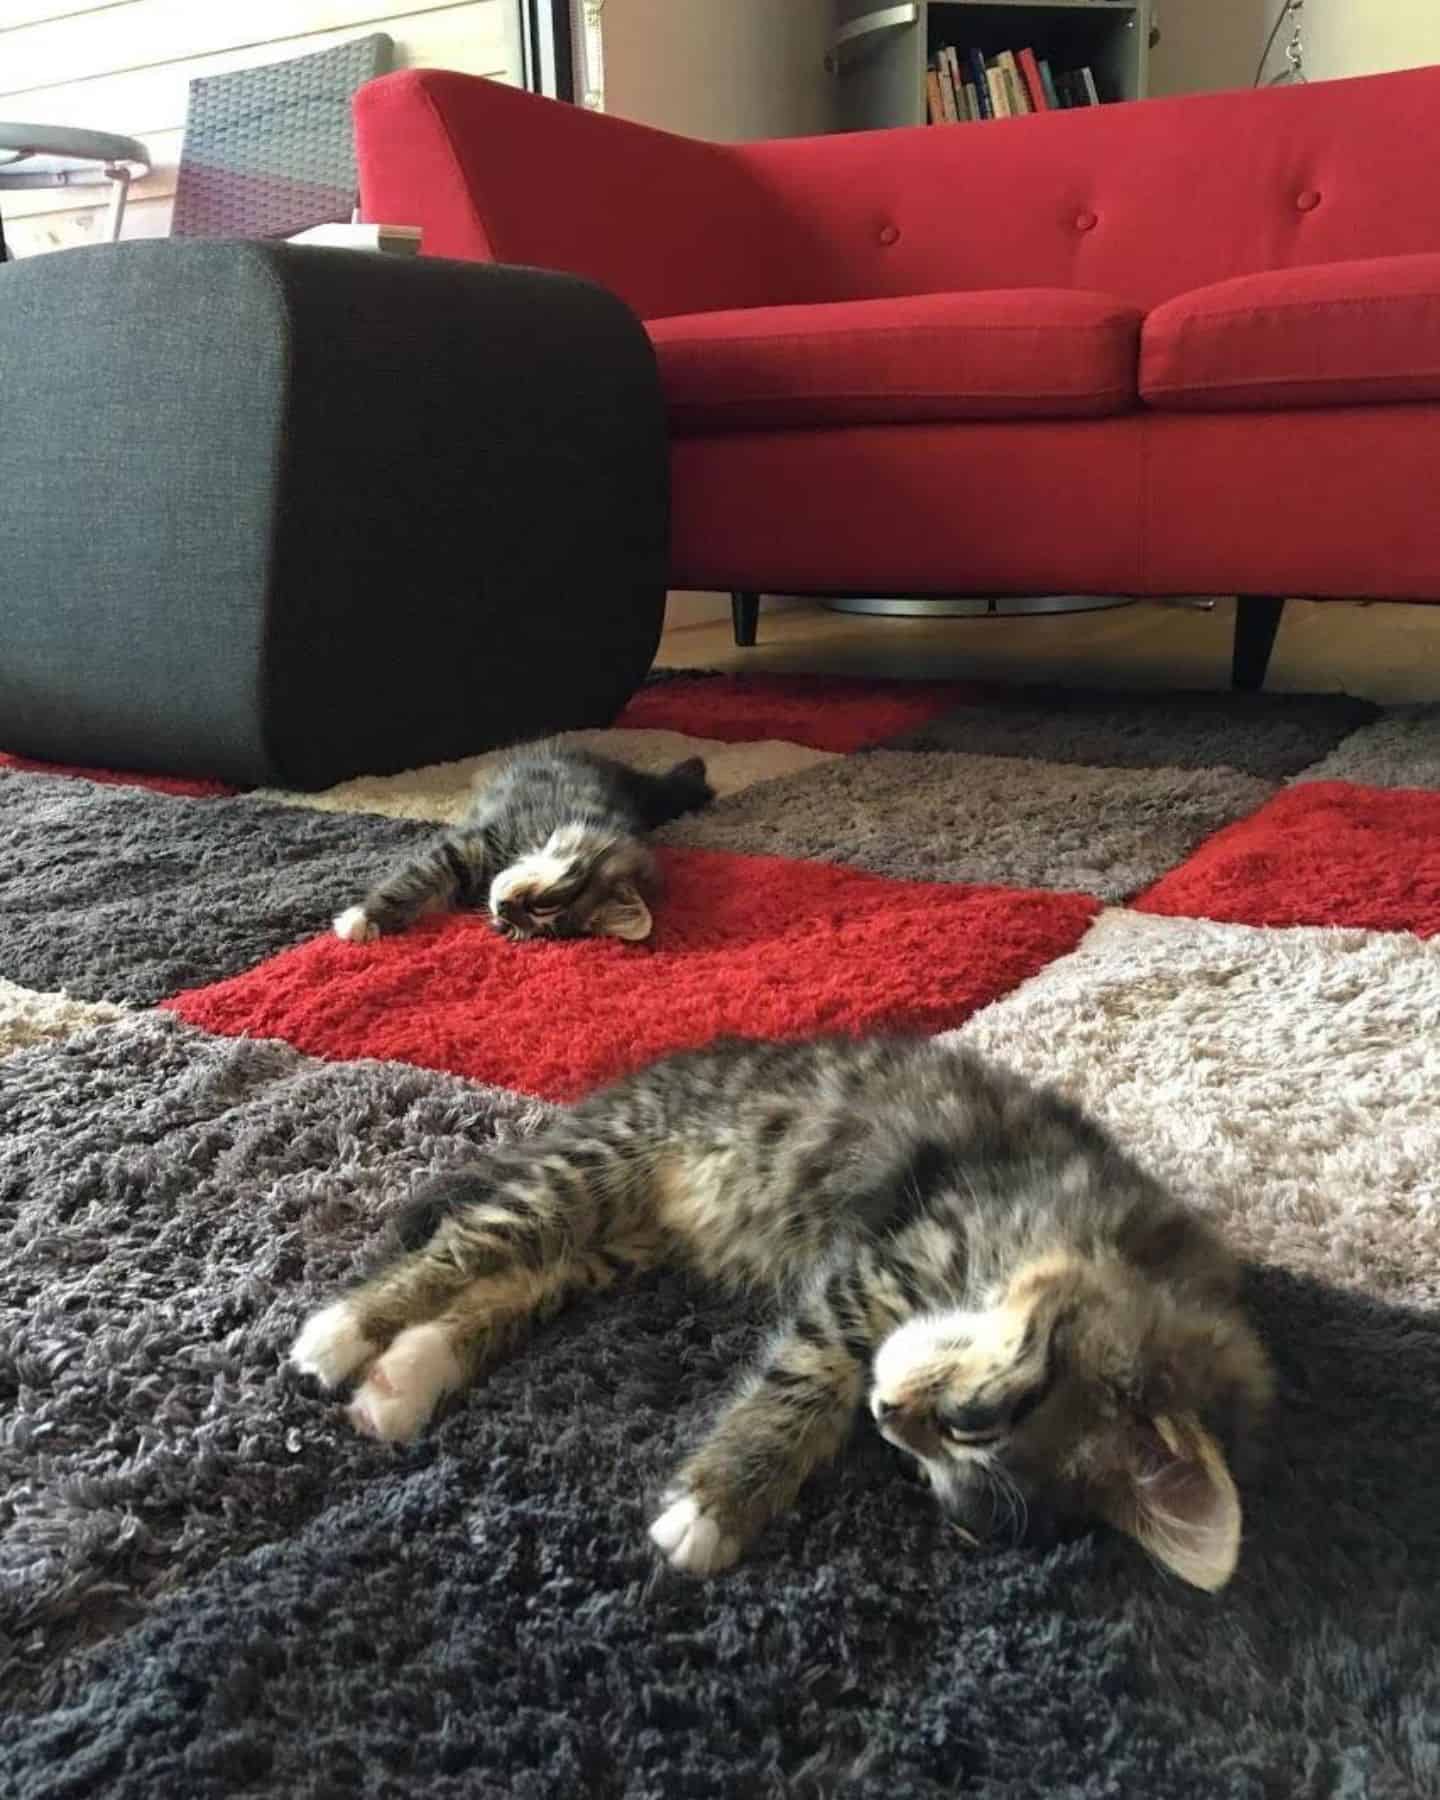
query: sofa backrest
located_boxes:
[355,70,815,319]
[740,64,1440,311]
[357,64,1440,320]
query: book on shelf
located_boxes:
[1017,47,1049,112]
[925,65,944,124]
[1038,57,1060,110]
[942,47,968,119]
[1080,65,1101,106]
[996,50,1029,116]
[966,46,993,119]
[936,51,959,120]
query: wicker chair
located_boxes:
[170,33,391,240]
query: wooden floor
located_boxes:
[655,596,1440,705]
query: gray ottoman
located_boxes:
[0,241,668,787]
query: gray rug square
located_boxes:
[0,1012,549,1713]
[1290,702,1440,790]
[661,749,1274,901]
[0,772,433,1005]
[883,686,1380,778]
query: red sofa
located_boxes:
[354,64,1440,687]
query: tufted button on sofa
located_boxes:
[355,64,1440,687]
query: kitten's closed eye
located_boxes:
[938,1414,1006,1446]
[939,1371,1053,1442]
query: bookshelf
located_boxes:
[834,0,1152,130]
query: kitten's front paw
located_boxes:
[289,1300,376,1389]
[648,1490,743,1576]
[333,905,379,944]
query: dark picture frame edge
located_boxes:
[520,0,577,102]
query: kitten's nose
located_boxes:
[873,1397,898,1421]
[498,899,525,926]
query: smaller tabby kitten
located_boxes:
[291,1036,1274,1590]
[334,743,714,945]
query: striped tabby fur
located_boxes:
[291,1035,1272,1589]
[333,743,713,943]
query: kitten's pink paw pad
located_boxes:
[289,1302,375,1389]
[345,1323,460,1444]
[333,906,379,944]
[648,1493,742,1576]
[347,1387,419,1442]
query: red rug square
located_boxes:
[1136,781,1440,936]
[166,848,1099,1101]
[0,751,236,798]
[618,675,978,753]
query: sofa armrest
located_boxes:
[353,69,818,320]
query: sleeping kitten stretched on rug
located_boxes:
[290,1035,1273,1590]
[333,743,714,945]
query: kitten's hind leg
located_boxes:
[650,1287,868,1575]
[291,1154,660,1442]
[347,1265,576,1444]
[631,756,715,828]
[290,1169,508,1397]
[352,1234,655,1442]
[333,835,480,940]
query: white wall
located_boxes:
[0,1,521,256]
[598,0,835,140]
[1149,0,1274,96]
[1305,0,1440,79]
[1151,0,1440,97]
[593,0,836,629]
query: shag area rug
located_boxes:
[3,674,1439,1799]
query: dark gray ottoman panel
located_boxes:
[0,241,667,787]
[1,244,285,776]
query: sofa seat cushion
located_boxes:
[1142,254,1440,411]
[648,289,1142,432]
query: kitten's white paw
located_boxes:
[333,905,379,944]
[346,1322,461,1443]
[648,1492,742,1576]
[289,1301,375,1389]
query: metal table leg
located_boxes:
[102,162,131,242]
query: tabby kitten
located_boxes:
[334,743,714,944]
[290,1035,1273,1590]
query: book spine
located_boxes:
[999,51,1030,115]
[942,47,969,121]
[1038,58,1060,111]
[962,80,980,124]
[986,63,1010,119]
[967,47,994,119]
[1080,65,1101,106]
[925,65,945,125]
[937,49,959,121]
[1017,47,1049,112]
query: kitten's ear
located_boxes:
[1106,1412,1242,1592]
[590,881,653,942]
